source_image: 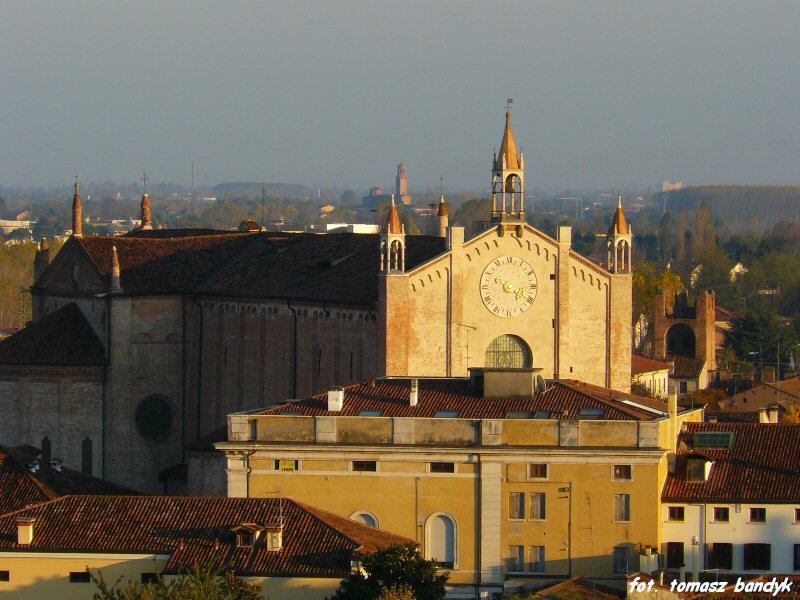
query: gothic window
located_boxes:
[135,396,173,442]
[426,514,456,568]
[485,335,532,369]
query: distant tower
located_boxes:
[140,194,153,230]
[607,195,634,391]
[396,162,412,206]
[380,196,405,273]
[491,101,525,224]
[437,195,449,238]
[72,178,83,238]
[607,195,632,273]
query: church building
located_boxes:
[0,109,633,493]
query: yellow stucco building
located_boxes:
[217,371,702,597]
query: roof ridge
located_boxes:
[291,500,365,547]
[0,494,69,520]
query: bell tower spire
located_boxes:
[607,194,633,274]
[491,99,525,224]
[71,175,83,238]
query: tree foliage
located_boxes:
[90,564,264,600]
[327,544,448,600]
[723,309,800,376]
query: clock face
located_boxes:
[480,256,538,318]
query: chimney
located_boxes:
[767,404,780,424]
[410,379,419,406]
[72,179,83,238]
[111,246,122,292]
[16,517,35,545]
[33,239,51,282]
[266,526,283,552]
[328,386,344,412]
[668,385,678,456]
[140,193,153,230]
[759,407,769,423]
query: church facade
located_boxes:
[0,110,633,493]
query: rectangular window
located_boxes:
[509,492,525,520]
[708,543,733,570]
[613,465,632,480]
[275,459,298,471]
[358,410,384,417]
[666,542,684,569]
[579,408,604,419]
[687,460,707,481]
[0,571,8,582]
[613,494,631,522]
[679,381,688,393]
[529,463,548,479]
[750,507,766,523]
[794,544,800,571]
[433,411,459,418]
[668,506,685,522]
[714,507,730,522]
[141,573,159,584]
[795,508,800,522]
[743,543,771,570]
[613,546,632,575]
[430,462,455,473]
[529,545,545,574]
[529,493,546,520]
[69,572,91,583]
[693,431,734,448]
[507,545,524,572]
[352,461,377,472]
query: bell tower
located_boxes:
[380,195,405,273]
[491,100,525,224]
[607,194,633,274]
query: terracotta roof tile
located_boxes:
[261,378,665,421]
[0,496,411,577]
[0,303,105,366]
[662,422,800,502]
[672,356,706,379]
[197,233,446,305]
[631,354,672,375]
[0,445,142,514]
[77,233,256,294]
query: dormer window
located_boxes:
[687,457,712,482]
[232,523,265,548]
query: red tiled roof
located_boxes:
[714,306,739,323]
[671,356,706,379]
[0,303,105,366]
[534,576,623,599]
[0,445,142,514]
[631,354,672,375]
[197,232,446,305]
[662,423,800,502]
[77,233,256,294]
[0,496,411,577]
[262,378,666,421]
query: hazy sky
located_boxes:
[2,1,799,191]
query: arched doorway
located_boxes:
[666,323,696,358]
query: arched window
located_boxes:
[485,335,532,369]
[350,511,379,528]
[81,437,92,474]
[135,396,173,442]
[666,323,696,358]
[426,513,456,568]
